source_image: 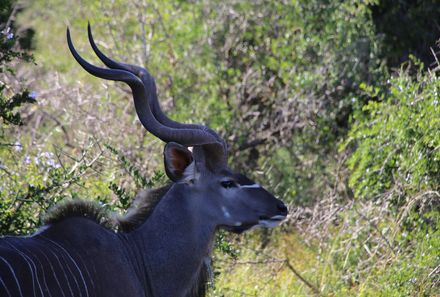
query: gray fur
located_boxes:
[116,185,171,232]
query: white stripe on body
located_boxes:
[45,248,75,297]
[0,256,21,297]
[68,248,95,293]
[0,275,12,297]
[18,244,53,297]
[3,241,41,297]
[33,243,66,297]
[42,237,89,297]
[46,242,82,297]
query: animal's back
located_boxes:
[0,218,146,297]
[0,234,93,297]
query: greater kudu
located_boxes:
[0,25,288,297]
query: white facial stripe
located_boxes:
[239,183,261,189]
[221,206,231,219]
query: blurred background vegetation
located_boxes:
[0,0,439,296]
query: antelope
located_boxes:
[0,24,288,297]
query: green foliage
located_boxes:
[106,144,166,209]
[0,32,32,74]
[106,144,165,189]
[0,122,117,234]
[0,89,35,126]
[345,59,439,200]
[185,0,387,205]
[0,0,40,234]
[0,4,35,128]
[214,230,240,260]
[0,0,439,296]
[379,211,440,296]
[371,0,440,68]
[0,0,13,21]
[316,208,440,296]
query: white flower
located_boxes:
[46,158,59,168]
[3,27,13,39]
[14,141,22,152]
[41,151,53,158]
[41,151,60,168]
[30,91,38,99]
[24,155,32,164]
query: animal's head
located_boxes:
[162,142,288,233]
[67,24,288,233]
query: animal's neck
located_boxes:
[126,184,216,297]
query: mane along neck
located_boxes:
[116,185,171,232]
[43,199,113,229]
[43,185,171,232]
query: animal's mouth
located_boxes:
[224,222,257,234]
[224,215,287,234]
[257,215,286,228]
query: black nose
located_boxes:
[277,202,288,215]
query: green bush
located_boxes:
[1,0,439,295]
[345,59,439,201]
[195,0,387,204]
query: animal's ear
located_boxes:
[164,142,194,182]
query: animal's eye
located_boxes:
[221,180,237,189]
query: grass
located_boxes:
[212,230,318,296]
[210,201,439,297]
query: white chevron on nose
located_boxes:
[240,184,261,189]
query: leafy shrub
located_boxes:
[0,6,34,128]
[345,59,439,201]
[190,0,387,205]
[2,0,439,295]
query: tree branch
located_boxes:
[285,258,320,296]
